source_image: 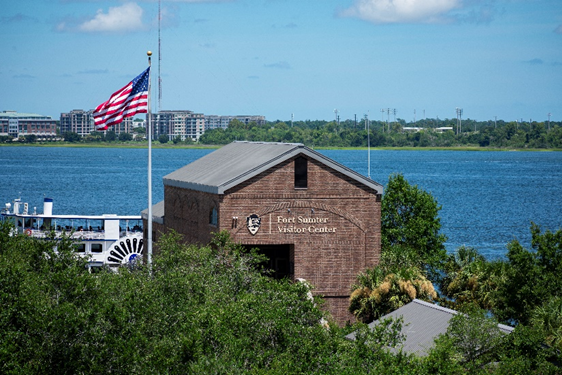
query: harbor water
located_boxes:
[1,146,561,259]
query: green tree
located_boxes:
[118,132,133,142]
[428,307,508,374]
[440,246,508,311]
[24,134,37,143]
[2,223,432,373]
[85,131,104,142]
[489,323,561,374]
[349,174,446,323]
[381,173,447,279]
[104,130,117,142]
[158,134,169,144]
[495,223,562,325]
[63,131,81,142]
[530,296,562,350]
[349,265,437,323]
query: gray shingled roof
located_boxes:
[345,299,514,357]
[163,141,383,195]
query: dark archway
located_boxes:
[243,244,293,280]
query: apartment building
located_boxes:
[153,110,205,141]
[0,111,57,139]
[204,115,266,131]
[59,110,93,136]
[60,109,134,136]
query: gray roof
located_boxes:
[163,141,383,195]
[345,299,514,357]
[141,200,164,224]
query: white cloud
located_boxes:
[79,3,144,32]
[339,0,461,24]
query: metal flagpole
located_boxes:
[147,51,153,266]
[367,112,370,179]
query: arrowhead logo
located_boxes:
[246,214,261,235]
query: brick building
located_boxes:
[0,110,57,139]
[143,141,383,323]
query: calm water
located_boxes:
[1,146,561,259]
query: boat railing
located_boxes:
[27,228,143,240]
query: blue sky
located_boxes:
[2,0,561,122]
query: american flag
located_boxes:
[94,67,150,130]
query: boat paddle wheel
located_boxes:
[107,237,144,266]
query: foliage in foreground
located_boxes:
[1,220,560,373]
[347,173,561,372]
[0,223,426,374]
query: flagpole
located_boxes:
[147,51,153,266]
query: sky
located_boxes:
[1,0,561,123]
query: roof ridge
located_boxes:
[412,299,514,332]
[220,145,303,187]
[412,299,458,316]
[233,141,303,146]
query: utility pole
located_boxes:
[386,108,390,133]
[494,116,497,129]
[155,0,162,143]
[365,113,370,179]
[548,113,551,131]
[291,113,293,128]
[380,109,385,132]
[456,108,463,135]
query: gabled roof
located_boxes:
[163,141,383,195]
[141,200,164,224]
[345,299,514,357]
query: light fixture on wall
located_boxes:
[311,208,315,214]
[232,216,238,228]
[288,208,291,213]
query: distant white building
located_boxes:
[152,110,205,142]
[56,109,267,142]
[150,112,267,142]
[59,109,94,136]
[59,109,134,137]
[204,115,266,131]
[402,127,423,132]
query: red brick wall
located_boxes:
[163,187,221,246]
[155,155,381,324]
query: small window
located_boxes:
[75,243,86,253]
[91,243,103,253]
[209,207,218,226]
[294,157,308,189]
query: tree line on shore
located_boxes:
[200,118,562,148]
[1,174,561,373]
[3,117,561,149]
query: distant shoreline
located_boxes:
[1,143,560,152]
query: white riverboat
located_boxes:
[1,197,144,270]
